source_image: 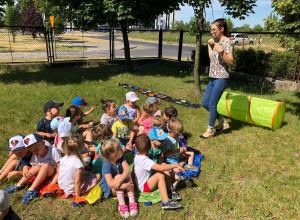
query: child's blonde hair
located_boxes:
[143,102,156,115]
[168,117,183,135]
[62,137,86,165]
[93,125,113,144]
[151,116,165,129]
[65,105,81,119]
[100,140,122,163]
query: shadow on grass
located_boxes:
[0,60,193,85]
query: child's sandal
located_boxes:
[170,189,182,201]
[161,199,182,210]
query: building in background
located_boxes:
[154,11,178,30]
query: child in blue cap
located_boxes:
[72,96,95,128]
[112,106,135,151]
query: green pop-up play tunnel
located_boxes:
[217,92,286,130]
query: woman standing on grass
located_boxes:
[199,18,234,139]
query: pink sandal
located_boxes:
[118,204,129,218]
[129,202,138,216]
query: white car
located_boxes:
[230,33,254,45]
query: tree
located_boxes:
[264,0,300,49]
[5,3,20,43]
[0,0,13,17]
[264,12,278,31]
[171,20,189,31]
[19,1,44,39]
[253,24,263,32]
[225,17,234,32]
[184,0,257,94]
[41,0,183,70]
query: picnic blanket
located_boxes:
[119,83,201,108]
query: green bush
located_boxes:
[231,48,271,76]
[268,51,297,80]
[193,46,297,80]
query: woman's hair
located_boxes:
[93,125,113,144]
[168,117,183,135]
[151,116,165,129]
[213,18,229,37]
[65,105,81,119]
[164,107,178,118]
[100,139,122,163]
[62,137,86,165]
[143,102,156,115]
[101,99,114,113]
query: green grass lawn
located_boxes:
[0,61,299,219]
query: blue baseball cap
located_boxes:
[72,97,89,106]
[58,121,73,138]
[5,135,25,151]
[149,127,169,140]
[116,106,129,120]
[146,97,158,104]
[50,117,64,130]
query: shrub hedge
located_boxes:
[192,48,298,80]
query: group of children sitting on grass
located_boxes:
[0,92,199,218]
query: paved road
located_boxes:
[0,34,196,61]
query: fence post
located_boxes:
[158,29,163,59]
[7,29,13,62]
[112,29,115,60]
[44,28,50,63]
[109,29,112,60]
[294,46,300,82]
[178,30,183,62]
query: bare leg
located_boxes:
[30,163,55,190]
[0,160,18,182]
[185,151,195,164]
[18,165,41,186]
[7,171,23,178]
[146,172,169,202]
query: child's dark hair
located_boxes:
[143,102,156,115]
[100,139,122,163]
[164,107,178,118]
[62,137,86,165]
[151,116,165,129]
[213,18,229,37]
[168,117,183,135]
[93,125,113,144]
[65,105,81,119]
[135,135,151,154]
[101,99,114,113]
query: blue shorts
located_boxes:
[165,157,179,164]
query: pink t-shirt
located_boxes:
[142,117,153,134]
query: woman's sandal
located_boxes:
[161,199,182,210]
[199,130,215,139]
[215,121,230,133]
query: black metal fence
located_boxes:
[0,26,299,63]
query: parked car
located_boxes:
[230,33,254,45]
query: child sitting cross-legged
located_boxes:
[0,135,32,184]
[112,106,135,151]
[58,137,98,197]
[134,135,185,210]
[99,139,137,218]
[148,127,182,200]
[100,99,117,128]
[5,134,61,203]
[164,118,198,172]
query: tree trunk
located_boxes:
[120,20,132,70]
[193,4,205,94]
[194,33,201,94]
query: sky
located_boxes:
[178,0,274,28]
